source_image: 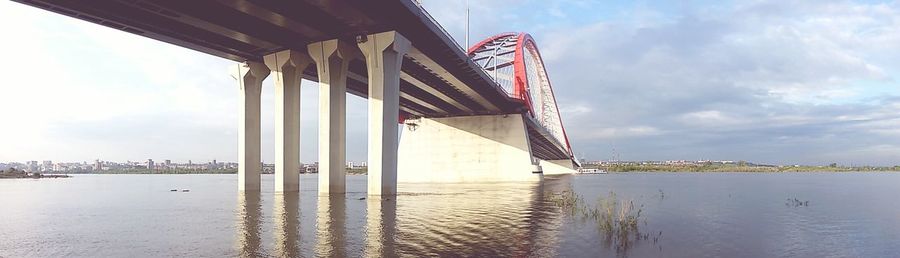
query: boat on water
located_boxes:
[577,168,607,174]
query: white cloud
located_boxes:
[584,126,664,140]
[679,110,746,127]
[526,0,900,164]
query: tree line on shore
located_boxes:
[0,168,29,178]
[0,168,71,178]
[592,163,900,172]
[79,167,368,175]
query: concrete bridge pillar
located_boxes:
[232,62,269,192]
[309,40,353,195]
[264,50,311,192]
[358,31,411,195]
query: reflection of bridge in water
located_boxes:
[14,0,580,195]
[233,175,572,256]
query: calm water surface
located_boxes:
[1,173,899,257]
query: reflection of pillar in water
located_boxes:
[379,178,571,256]
[235,192,262,256]
[523,174,573,256]
[315,195,346,257]
[274,192,300,257]
[365,197,397,257]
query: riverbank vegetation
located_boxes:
[86,167,368,175]
[347,168,367,175]
[0,168,29,178]
[547,191,660,255]
[0,168,70,179]
[90,168,238,174]
[589,163,900,173]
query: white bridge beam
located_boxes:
[406,48,502,112]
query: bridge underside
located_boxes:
[15,0,577,190]
[17,0,573,159]
[14,0,530,118]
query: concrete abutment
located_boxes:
[398,114,547,183]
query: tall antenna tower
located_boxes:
[465,0,470,48]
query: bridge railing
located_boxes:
[411,1,513,98]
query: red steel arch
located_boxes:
[468,33,573,156]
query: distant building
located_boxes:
[262,163,275,174]
[346,161,367,169]
[28,161,38,172]
[42,160,53,172]
[147,159,155,170]
[304,163,318,173]
[94,159,102,171]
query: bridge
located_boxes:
[14,0,579,195]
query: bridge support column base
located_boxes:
[232,62,270,192]
[398,114,541,183]
[359,31,411,195]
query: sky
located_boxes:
[1,0,899,166]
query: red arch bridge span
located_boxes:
[14,0,580,195]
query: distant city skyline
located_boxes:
[1,1,899,165]
[0,158,371,173]
[0,158,371,165]
[0,157,885,168]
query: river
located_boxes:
[1,173,898,257]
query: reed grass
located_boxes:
[786,198,810,207]
[546,190,654,255]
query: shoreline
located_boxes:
[0,173,71,179]
[590,164,900,173]
[70,172,369,175]
[592,170,900,173]
[65,168,368,175]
